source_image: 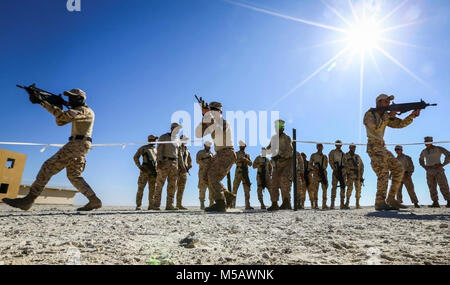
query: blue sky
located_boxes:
[1,0,449,207]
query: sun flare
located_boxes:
[347,19,381,52]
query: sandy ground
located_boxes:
[0,204,449,265]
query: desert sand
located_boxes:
[0,204,449,265]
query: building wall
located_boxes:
[18,185,77,205]
[0,149,27,201]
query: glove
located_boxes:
[29,93,42,104]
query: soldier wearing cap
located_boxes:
[3,88,102,211]
[196,141,214,209]
[309,143,329,209]
[394,145,420,208]
[363,94,420,211]
[176,135,192,210]
[153,122,182,210]
[419,137,450,208]
[133,135,159,210]
[195,101,236,212]
[231,140,253,210]
[328,140,346,209]
[252,148,272,209]
[343,144,364,209]
[265,119,294,211]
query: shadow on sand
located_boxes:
[366,210,450,221]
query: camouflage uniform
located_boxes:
[176,144,192,208]
[133,144,158,208]
[295,152,305,207]
[309,152,328,208]
[252,155,272,208]
[343,151,364,207]
[267,132,293,206]
[196,147,214,207]
[363,108,415,207]
[195,111,235,203]
[328,148,346,208]
[29,100,96,199]
[419,146,450,203]
[396,153,418,204]
[153,132,179,209]
[232,149,252,208]
[301,158,315,208]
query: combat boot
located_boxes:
[77,195,102,211]
[176,203,188,210]
[165,204,179,211]
[200,201,205,210]
[356,199,361,209]
[414,203,420,208]
[375,201,390,211]
[313,201,319,209]
[330,201,335,210]
[386,198,406,209]
[205,200,226,212]
[223,190,236,209]
[259,201,266,210]
[322,202,329,210]
[267,202,279,211]
[245,200,254,210]
[343,201,350,210]
[280,199,291,210]
[446,201,450,208]
[429,201,440,208]
[2,193,38,211]
[135,206,141,211]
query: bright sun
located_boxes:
[347,19,381,51]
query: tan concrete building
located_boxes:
[0,148,27,201]
[1,148,77,205]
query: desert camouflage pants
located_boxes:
[297,173,314,205]
[256,174,271,204]
[136,171,157,207]
[396,173,418,204]
[30,140,95,198]
[346,174,362,200]
[153,160,178,207]
[270,158,293,204]
[331,171,346,203]
[207,148,236,201]
[198,168,213,205]
[310,174,328,205]
[232,170,251,205]
[176,171,187,206]
[426,168,450,202]
[367,143,404,204]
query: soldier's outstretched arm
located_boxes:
[387,113,416,129]
[40,101,92,126]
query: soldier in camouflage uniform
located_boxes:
[195,101,236,212]
[328,140,346,209]
[232,141,253,210]
[300,153,315,209]
[295,151,305,209]
[266,120,293,211]
[153,123,182,211]
[176,135,192,210]
[252,147,272,209]
[3,88,101,211]
[394,145,420,208]
[196,141,214,209]
[133,135,158,210]
[309,144,329,209]
[343,144,364,209]
[419,137,450,208]
[363,94,420,211]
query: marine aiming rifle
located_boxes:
[17,83,69,109]
[370,99,437,114]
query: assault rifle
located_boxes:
[17,83,69,109]
[314,162,328,187]
[349,156,364,187]
[142,153,157,177]
[195,95,209,111]
[335,162,346,189]
[370,99,436,114]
